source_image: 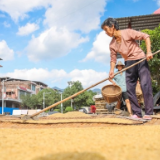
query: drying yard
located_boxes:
[0,112,160,160]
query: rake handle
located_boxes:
[30,50,160,118]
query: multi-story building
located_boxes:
[0,77,48,108]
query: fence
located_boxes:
[0,107,19,115]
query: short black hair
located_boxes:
[101,18,119,30]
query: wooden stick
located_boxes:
[30,50,160,118]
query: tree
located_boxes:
[140,25,160,95]
[36,88,61,109]
[21,82,96,111]
[62,81,96,109]
[85,90,96,106]
[21,94,38,109]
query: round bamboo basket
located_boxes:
[101,84,122,103]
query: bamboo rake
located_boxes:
[29,50,160,119]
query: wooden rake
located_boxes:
[21,50,160,120]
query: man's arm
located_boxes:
[109,61,116,78]
[109,77,116,86]
[145,37,153,61]
[127,29,153,61]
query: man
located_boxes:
[101,18,153,120]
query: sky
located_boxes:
[0,0,159,89]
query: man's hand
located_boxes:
[109,70,114,79]
[146,52,153,61]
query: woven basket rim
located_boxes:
[102,93,121,97]
[101,84,122,96]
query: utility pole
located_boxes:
[43,92,51,109]
[68,81,73,109]
[60,91,63,113]
[1,77,10,115]
[1,80,4,115]
[43,92,45,109]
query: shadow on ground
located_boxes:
[33,152,106,160]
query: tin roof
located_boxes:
[116,14,160,30]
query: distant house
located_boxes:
[0,77,48,108]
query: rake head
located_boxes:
[20,115,39,121]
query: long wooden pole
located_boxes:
[30,50,160,118]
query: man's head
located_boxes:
[101,18,119,37]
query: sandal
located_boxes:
[131,114,141,119]
[143,115,152,120]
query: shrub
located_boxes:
[54,109,60,112]
[65,106,73,112]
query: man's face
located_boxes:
[117,65,123,71]
[102,25,114,37]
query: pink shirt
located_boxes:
[109,29,149,63]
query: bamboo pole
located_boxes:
[30,50,160,118]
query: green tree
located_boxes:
[85,90,96,106]
[141,25,160,95]
[21,94,38,109]
[62,81,96,109]
[36,88,61,109]
[21,82,96,111]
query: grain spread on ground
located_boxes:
[0,117,137,124]
[1,114,160,160]
[0,126,160,160]
[48,111,91,118]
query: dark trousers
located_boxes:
[125,59,153,117]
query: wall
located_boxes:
[0,107,19,115]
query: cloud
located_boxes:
[17,23,39,36]
[2,68,67,82]
[0,68,109,88]
[0,40,14,61]
[82,31,112,64]
[156,0,160,6]
[25,27,89,62]
[3,21,10,28]
[43,0,107,33]
[69,69,109,88]
[0,0,107,62]
[0,0,50,22]
[0,0,107,33]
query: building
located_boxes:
[0,77,48,108]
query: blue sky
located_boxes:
[0,0,159,89]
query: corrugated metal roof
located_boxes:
[116,14,160,30]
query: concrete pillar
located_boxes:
[12,103,15,108]
[4,101,6,107]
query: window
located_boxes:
[31,84,36,91]
[6,92,15,95]
[19,90,25,99]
